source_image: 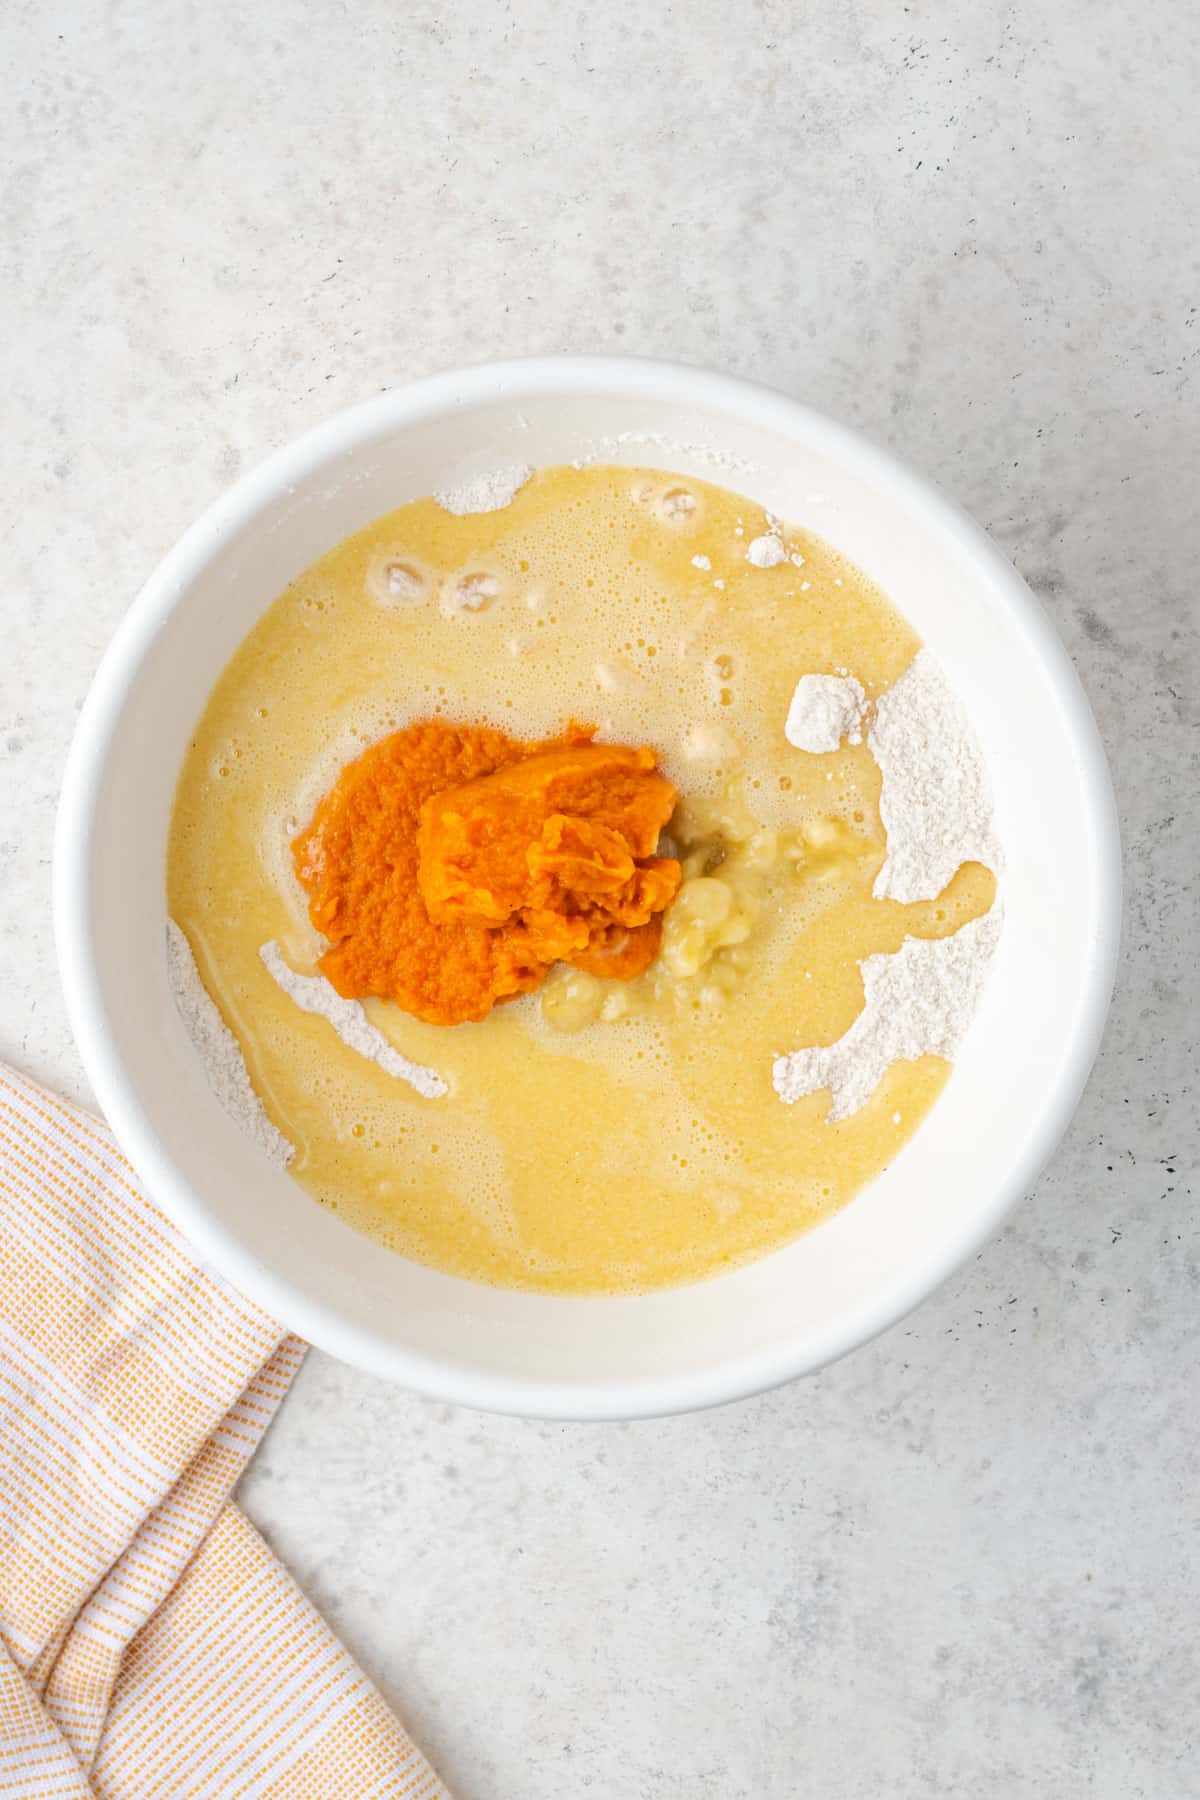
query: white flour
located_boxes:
[366,553,428,608]
[774,647,1002,1113]
[870,649,999,902]
[166,921,295,1168]
[745,532,788,568]
[434,465,532,515]
[259,941,448,1100]
[773,908,1002,1118]
[785,673,866,753]
[442,570,502,615]
[586,430,757,475]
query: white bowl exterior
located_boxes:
[54,358,1120,1418]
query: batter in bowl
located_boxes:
[167,463,998,1294]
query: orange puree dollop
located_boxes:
[292,721,681,1026]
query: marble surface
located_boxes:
[4,2,1198,1794]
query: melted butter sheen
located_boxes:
[167,465,995,1294]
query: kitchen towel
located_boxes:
[0,1064,449,1799]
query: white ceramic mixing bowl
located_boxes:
[54,356,1120,1419]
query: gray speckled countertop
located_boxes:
[4,3,1197,1795]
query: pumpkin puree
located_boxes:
[293,720,681,1025]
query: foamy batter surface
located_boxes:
[168,465,994,1294]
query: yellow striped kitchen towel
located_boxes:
[0,1064,449,1800]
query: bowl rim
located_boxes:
[53,353,1122,1419]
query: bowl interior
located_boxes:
[57,361,1118,1417]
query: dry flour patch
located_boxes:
[775,648,1002,1115]
[745,532,788,568]
[870,649,999,902]
[434,465,532,516]
[260,942,448,1099]
[166,921,295,1167]
[773,909,1002,1119]
[785,673,866,753]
